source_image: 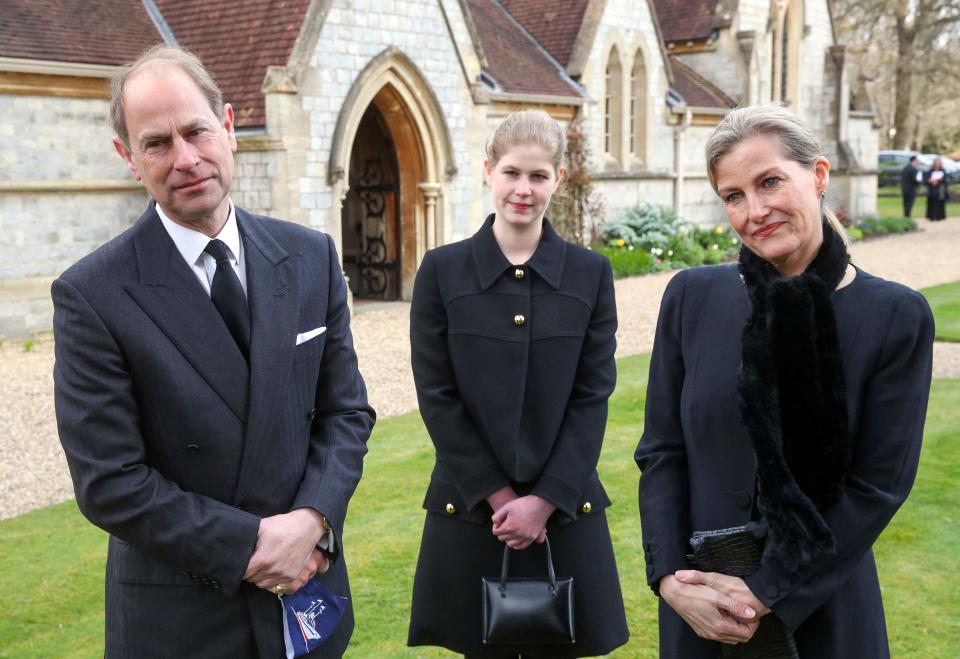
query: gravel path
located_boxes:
[2,219,959,520]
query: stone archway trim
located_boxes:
[328,46,457,186]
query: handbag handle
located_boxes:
[499,536,558,594]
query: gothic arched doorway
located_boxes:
[341,104,402,300]
[329,47,456,301]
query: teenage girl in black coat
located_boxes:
[407,110,629,658]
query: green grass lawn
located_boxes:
[1,355,958,657]
[876,193,960,220]
[919,281,960,342]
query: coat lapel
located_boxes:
[232,209,299,503]
[124,205,249,421]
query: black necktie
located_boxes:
[204,239,250,357]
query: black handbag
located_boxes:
[481,537,575,645]
[689,522,799,659]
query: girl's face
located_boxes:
[484,143,564,231]
[714,135,829,277]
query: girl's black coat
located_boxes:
[407,216,628,656]
[635,263,934,658]
[411,216,617,522]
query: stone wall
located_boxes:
[232,146,279,217]
[582,0,674,175]
[297,0,485,244]
[0,92,146,339]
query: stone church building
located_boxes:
[0,0,877,337]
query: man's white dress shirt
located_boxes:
[156,201,248,298]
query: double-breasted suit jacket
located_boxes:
[407,216,628,657]
[52,203,374,658]
[636,264,933,657]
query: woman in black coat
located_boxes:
[635,105,934,657]
[924,157,949,221]
[408,110,629,657]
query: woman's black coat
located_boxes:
[407,216,628,656]
[635,263,934,657]
[924,168,949,220]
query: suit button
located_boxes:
[306,408,317,421]
[445,503,457,514]
[185,444,200,455]
[514,314,525,327]
[581,502,592,514]
[513,267,525,280]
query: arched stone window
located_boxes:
[770,0,801,106]
[604,47,622,164]
[630,48,647,165]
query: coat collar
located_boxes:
[126,203,250,421]
[471,214,566,290]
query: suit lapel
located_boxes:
[232,209,299,503]
[124,206,249,421]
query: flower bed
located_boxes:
[596,203,919,280]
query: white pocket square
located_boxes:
[295,326,326,345]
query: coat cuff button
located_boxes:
[445,503,457,514]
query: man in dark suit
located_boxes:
[52,45,374,657]
[900,154,921,217]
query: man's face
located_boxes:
[113,63,237,230]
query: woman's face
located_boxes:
[714,135,830,277]
[933,158,943,170]
[484,143,564,231]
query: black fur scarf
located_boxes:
[736,220,852,577]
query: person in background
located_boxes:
[924,157,949,221]
[636,104,933,657]
[899,154,921,218]
[407,110,629,658]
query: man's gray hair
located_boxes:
[110,45,224,147]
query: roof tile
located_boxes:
[0,0,162,65]
[155,0,312,128]
[651,0,718,43]
[669,56,736,108]
[467,0,583,99]
[498,0,589,67]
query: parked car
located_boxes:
[878,150,918,187]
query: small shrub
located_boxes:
[599,205,741,277]
[22,339,34,352]
[854,215,917,239]
[602,202,692,250]
[593,244,655,278]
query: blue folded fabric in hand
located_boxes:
[280,578,348,658]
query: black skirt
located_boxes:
[408,508,629,657]
[926,192,947,220]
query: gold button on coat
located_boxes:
[514,314,526,327]
[581,502,592,513]
[514,268,525,280]
[445,503,457,514]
